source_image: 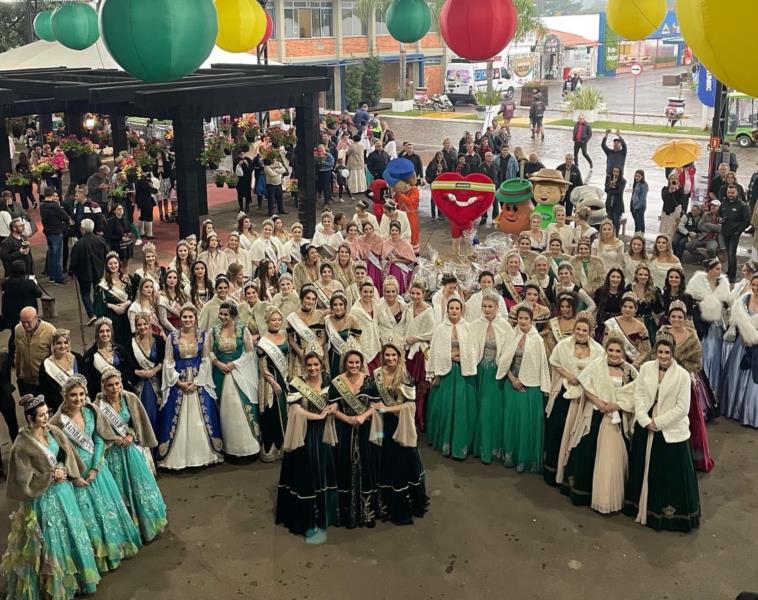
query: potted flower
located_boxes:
[266,126,297,150]
[226,173,239,188]
[214,171,226,187]
[5,172,30,188]
[563,86,605,123]
[58,135,99,184]
[133,151,155,170]
[31,159,54,178]
[127,131,141,148]
[243,125,259,143]
[110,186,127,200]
[324,112,337,129]
[59,135,98,158]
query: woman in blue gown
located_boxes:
[126,313,165,438]
[2,394,101,600]
[98,368,168,543]
[50,375,141,573]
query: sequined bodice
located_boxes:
[482,335,498,362]
[512,346,524,376]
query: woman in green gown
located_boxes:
[50,375,141,572]
[471,292,513,464]
[496,306,552,473]
[94,252,134,350]
[98,368,168,543]
[2,394,101,600]
[426,298,478,459]
[324,292,361,379]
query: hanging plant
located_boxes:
[59,135,99,157]
[214,171,227,187]
[226,173,239,187]
[265,126,297,149]
[127,131,141,148]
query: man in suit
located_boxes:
[69,218,109,324]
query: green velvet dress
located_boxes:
[472,336,505,464]
[105,402,168,543]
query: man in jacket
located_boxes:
[0,218,33,276]
[315,144,335,206]
[86,165,111,209]
[462,143,482,175]
[69,218,109,324]
[529,92,546,141]
[601,131,627,176]
[719,185,752,282]
[491,125,510,154]
[366,141,390,182]
[572,114,593,170]
[353,103,370,129]
[234,151,254,212]
[39,187,71,285]
[441,138,458,172]
[398,143,423,179]
[494,145,518,185]
[556,154,584,217]
[71,187,105,236]
[14,306,56,396]
[478,152,500,226]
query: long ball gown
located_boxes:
[374,368,428,524]
[471,322,508,464]
[721,293,758,427]
[257,336,291,462]
[210,323,260,457]
[100,394,168,543]
[94,277,134,349]
[126,334,165,439]
[328,375,382,528]
[158,331,224,470]
[324,317,361,380]
[53,406,141,572]
[2,428,101,600]
[404,303,434,432]
[275,374,338,537]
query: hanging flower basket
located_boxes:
[59,135,98,158]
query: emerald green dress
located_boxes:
[105,402,168,543]
[502,347,545,473]
[472,335,505,464]
[2,434,101,600]
[65,407,141,572]
[427,340,477,459]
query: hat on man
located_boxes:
[496,179,533,204]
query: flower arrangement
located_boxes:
[324,112,338,129]
[118,156,143,181]
[6,172,30,187]
[133,151,155,170]
[59,135,98,157]
[258,146,280,162]
[226,173,239,187]
[145,138,165,158]
[110,186,127,199]
[198,133,229,168]
[286,179,299,194]
[31,159,54,176]
[266,126,297,150]
[214,171,227,187]
[127,131,141,148]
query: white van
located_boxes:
[444,60,517,105]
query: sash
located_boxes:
[499,273,523,303]
[60,415,95,455]
[131,338,156,372]
[99,279,128,302]
[604,317,640,361]
[258,336,289,380]
[325,319,349,355]
[43,357,74,388]
[374,370,400,407]
[332,376,369,415]
[264,240,279,264]
[366,251,382,270]
[287,312,320,347]
[30,433,58,468]
[534,280,551,310]
[348,283,359,301]
[93,351,113,374]
[99,399,129,437]
[289,376,327,411]
[549,318,567,344]
[312,283,331,307]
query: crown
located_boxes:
[381,335,404,356]
[62,374,89,396]
[353,260,367,270]
[132,311,153,324]
[655,329,676,350]
[703,256,721,270]
[549,232,563,242]
[99,367,122,385]
[105,251,120,261]
[202,218,213,226]
[383,275,400,290]
[576,309,596,328]
[303,340,324,358]
[264,305,283,321]
[93,316,113,330]
[621,291,638,303]
[184,234,197,242]
[237,211,247,220]
[142,242,156,255]
[19,394,45,412]
[344,336,363,355]
[52,328,71,340]
[518,231,531,241]
[668,299,688,314]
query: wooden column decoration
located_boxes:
[295,93,319,237]
[64,111,84,138]
[38,114,53,139]
[172,109,206,238]
[111,115,128,155]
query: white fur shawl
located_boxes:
[730,292,758,347]
[428,319,478,378]
[469,316,514,363]
[496,326,551,392]
[686,271,730,323]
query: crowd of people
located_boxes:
[3,108,758,599]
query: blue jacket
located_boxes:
[631,181,648,212]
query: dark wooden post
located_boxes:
[172,109,206,238]
[295,94,319,237]
[64,111,84,138]
[0,122,13,188]
[38,114,53,139]
[111,115,128,155]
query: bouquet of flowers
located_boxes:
[258,145,281,162]
[59,135,99,157]
[110,186,127,199]
[31,158,54,176]
[127,131,141,148]
[266,126,297,150]
[5,172,30,187]
[313,146,326,168]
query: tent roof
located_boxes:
[0,40,276,71]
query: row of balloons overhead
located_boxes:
[27,0,758,99]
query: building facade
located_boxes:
[263,0,446,110]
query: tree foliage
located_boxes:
[0,1,64,53]
[345,64,365,111]
[361,55,383,107]
[539,0,583,16]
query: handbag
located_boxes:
[235,162,245,177]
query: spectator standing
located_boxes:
[425,151,446,220]
[630,169,648,235]
[719,184,751,282]
[366,141,389,182]
[346,135,367,199]
[604,166,626,235]
[529,92,546,142]
[708,162,729,202]
[523,153,545,179]
[1,259,42,363]
[384,131,398,160]
[86,165,111,209]
[572,114,593,171]
[14,152,35,210]
[498,96,517,136]
[556,154,583,217]
[14,306,55,396]
[479,152,499,226]
[495,145,518,185]
[69,218,108,324]
[104,203,134,270]
[660,175,685,239]
[354,103,370,129]
[462,143,482,175]
[234,150,254,212]
[71,186,104,236]
[601,131,627,177]
[398,142,424,179]
[718,140,739,173]
[491,126,510,154]
[441,138,457,172]
[315,144,336,206]
[263,157,287,215]
[135,174,159,239]
[39,187,70,284]
[0,218,33,276]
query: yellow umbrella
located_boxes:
[651,139,703,168]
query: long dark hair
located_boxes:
[600,267,626,295]
[632,169,646,190]
[190,259,213,305]
[255,259,279,302]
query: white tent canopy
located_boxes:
[0,40,276,72]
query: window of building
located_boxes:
[284,0,333,39]
[375,8,388,35]
[266,6,276,39]
[342,1,367,36]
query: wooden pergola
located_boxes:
[0,64,331,236]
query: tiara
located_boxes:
[278,272,293,282]
[19,394,45,411]
[93,316,113,329]
[383,275,400,289]
[703,256,721,270]
[621,291,638,303]
[184,234,197,242]
[202,218,213,226]
[576,309,596,328]
[105,251,120,261]
[176,240,190,248]
[264,305,283,321]
[344,336,363,355]
[100,367,121,384]
[215,274,230,284]
[549,232,563,242]
[52,328,71,340]
[303,340,324,358]
[179,302,198,315]
[62,374,88,395]
[330,291,348,303]
[237,211,247,220]
[668,299,688,314]
[353,260,367,270]
[656,329,676,349]
[132,311,153,324]
[142,242,156,254]
[381,335,404,355]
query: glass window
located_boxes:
[375,8,388,35]
[283,1,333,38]
[266,6,276,39]
[342,1,367,36]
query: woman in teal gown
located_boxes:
[2,394,101,600]
[98,368,168,543]
[50,375,141,573]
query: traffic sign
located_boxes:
[630,64,643,76]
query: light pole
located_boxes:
[25,0,35,43]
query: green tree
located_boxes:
[361,55,384,107]
[345,64,365,111]
[539,0,583,16]
[0,1,63,53]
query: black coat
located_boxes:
[37,351,84,413]
[104,215,133,260]
[441,148,458,172]
[0,276,42,330]
[69,232,108,283]
[0,235,34,275]
[366,150,390,180]
[39,200,70,236]
[82,342,130,399]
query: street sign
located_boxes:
[630,64,643,123]
[630,64,643,76]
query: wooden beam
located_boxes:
[172,109,206,238]
[295,93,319,238]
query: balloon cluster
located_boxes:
[33,4,99,51]
[34,0,274,83]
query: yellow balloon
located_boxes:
[216,0,267,53]
[607,0,667,41]
[677,0,758,96]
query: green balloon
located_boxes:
[33,10,56,42]
[386,0,431,44]
[51,4,99,51]
[101,0,218,83]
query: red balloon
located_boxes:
[440,0,518,61]
[260,12,273,45]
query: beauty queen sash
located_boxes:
[332,376,369,415]
[60,415,94,454]
[325,319,348,355]
[289,376,327,411]
[258,336,289,381]
[99,399,129,437]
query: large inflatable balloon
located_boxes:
[677,0,758,97]
[51,3,99,50]
[101,0,217,83]
[33,10,56,42]
[216,0,267,53]
[260,12,274,46]
[607,0,666,41]
[440,0,518,61]
[431,172,496,239]
[386,0,431,44]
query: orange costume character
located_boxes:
[383,158,420,252]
